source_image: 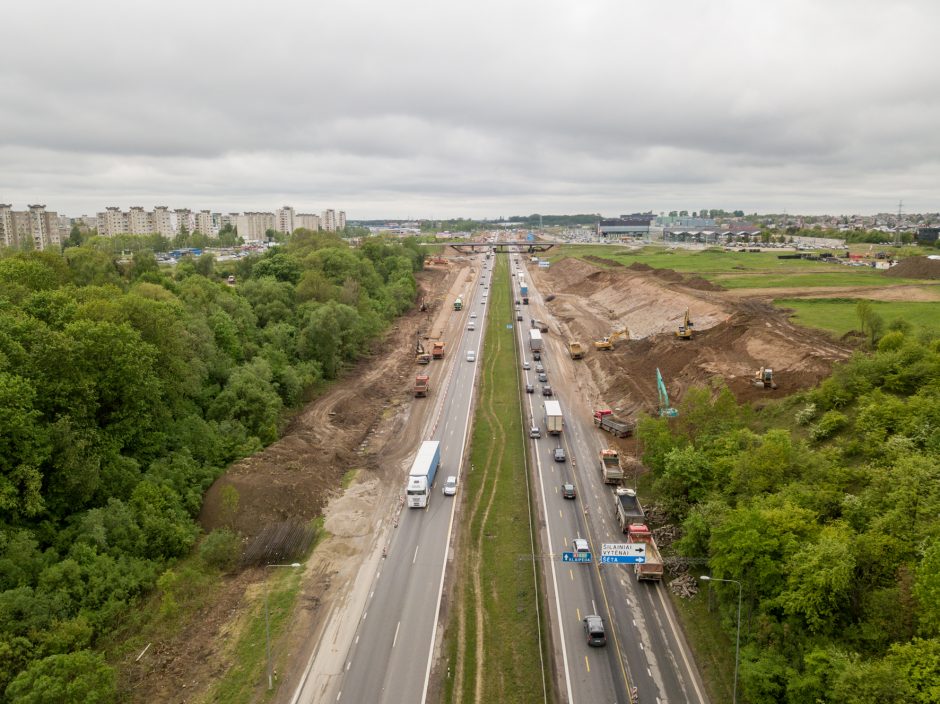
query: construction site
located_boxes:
[131,248,886,702]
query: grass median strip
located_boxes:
[443,254,550,704]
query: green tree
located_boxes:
[4,650,116,703]
[914,539,940,636]
[856,300,884,345]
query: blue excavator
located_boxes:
[656,368,678,417]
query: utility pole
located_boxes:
[895,200,903,247]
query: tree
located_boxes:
[914,539,940,636]
[0,373,48,519]
[856,300,884,345]
[4,650,116,703]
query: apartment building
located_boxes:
[153,207,174,237]
[0,204,61,250]
[276,206,295,234]
[195,210,216,237]
[338,210,346,230]
[321,208,336,231]
[295,213,321,231]
[236,211,276,241]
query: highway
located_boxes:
[291,258,495,704]
[515,254,708,704]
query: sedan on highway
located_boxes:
[442,476,458,496]
[583,615,606,647]
[537,372,548,383]
[561,483,576,499]
[554,447,566,462]
[522,361,530,370]
[525,383,534,393]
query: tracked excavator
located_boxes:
[594,328,630,351]
[675,309,694,340]
[415,335,431,364]
[657,368,678,417]
[753,367,777,389]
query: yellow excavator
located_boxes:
[753,367,777,389]
[594,328,630,350]
[675,309,694,340]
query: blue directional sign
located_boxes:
[527,233,535,242]
[562,552,592,563]
[601,555,646,564]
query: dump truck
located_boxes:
[529,328,543,352]
[593,409,633,438]
[600,449,624,484]
[454,297,463,311]
[568,341,584,359]
[614,487,645,530]
[544,399,563,435]
[432,341,445,359]
[626,523,664,581]
[413,374,429,397]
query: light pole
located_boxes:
[700,575,742,704]
[265,562,302,690]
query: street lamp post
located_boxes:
[265,562,302,690]
[700,575,742,704]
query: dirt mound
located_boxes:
[585,254,625,267]
[883,256,940,279]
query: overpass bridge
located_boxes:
[431,240,555,254]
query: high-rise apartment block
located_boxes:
[0,204,62,250]
[276,206,295,234]
[338,210,346,229]
[321,209,336,231]
[295,213,321,231]
[236,212,276,241]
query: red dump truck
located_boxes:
[593,409,634,438]
[626,523,664,582]
[432,341,445,359]
[414,374,429,397]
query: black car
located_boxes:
[533,350,541,361]
[525,383,534,394]
[583,615,606,647]
[542,385,553,396]
[561,483,576,499]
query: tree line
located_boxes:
[639,332,940,703]
[0,229,423,702]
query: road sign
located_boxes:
[602,543,646,559]
[561,552,592,563]
[601,555,646,564]
[527,233,535,242]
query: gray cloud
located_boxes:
[1,0,939,218]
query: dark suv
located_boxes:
[583,615,606,647]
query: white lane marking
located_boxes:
[346,661,351,671]
[392,621,401,648]
[413,545,419,564]
[655,584,708,703]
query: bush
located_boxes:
[795,403,817,426]
[810,410,849,441]
[199,529,240,571]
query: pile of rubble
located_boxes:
[669,573,699,599]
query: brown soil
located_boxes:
[882,256,940,279]
[531,257,852,415]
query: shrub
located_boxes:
[810,411,849,441]
[199,529,240,572]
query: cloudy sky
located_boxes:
[2,0,938,219]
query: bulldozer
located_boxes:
[594,328,630,351]
[753,367,777,389]
[675,309,694,340]
[415,336,431,365]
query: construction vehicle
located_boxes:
[626,523,664,581]
[432,341,445,359]
[568,341,584,359]
[594,328,629,351]
[593,410,634,438]
[753,367,778,389]
[600,449,624,484]
[415,336,431,364]
[454,297,463,311]
[413,374,430,397]
[656,368,678,417]
[614,487,645,529]
[675,309,693,340]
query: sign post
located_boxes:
[600,543,647,564]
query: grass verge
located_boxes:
[776,298,940,337]
[668,589,737,704]
[442,253,550,704]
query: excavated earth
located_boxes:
[531,257,852,415]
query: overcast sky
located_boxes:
[2,0,938,219]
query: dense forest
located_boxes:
[640,333,940,703]
[0,230,423,702]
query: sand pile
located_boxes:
[883,257,940,279]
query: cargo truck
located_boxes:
[413,374,429,397]
[454,297,462,311]
[529,329,543,352]
[568,341,584,359]
[544,399,563,435]
[406,440,441,508]
[432,341,445,359]
[593,409,634,438]
[520,281,529,304]
[600,449,624,484]
[626,523,664,581]
[614,487,645,530]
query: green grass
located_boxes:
[203,568,304,703]
[776,298,940,337]
[548,245,931,289]
[442,253,550,704]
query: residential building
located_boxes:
[153,207,174,237]
[127,206,152,235]
[174,208,194,234]
[338,210,346,230]
[322,208,337,231]
[236,211,276,241]
[295,213,321,231]
[195,210,215,237]
[276,206,295,234]
[221,213,239,231]
[96,207,127,238]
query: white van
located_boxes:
[466,350,476,362]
